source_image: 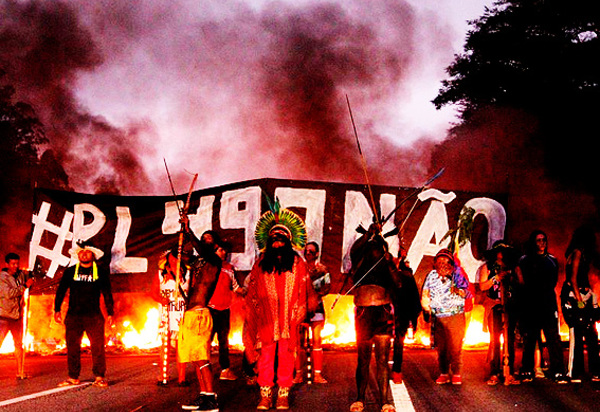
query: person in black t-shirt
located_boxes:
[54,240,114,388]
[516,230,567,384]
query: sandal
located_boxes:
[350,401,365,412]
[58,378,80,387]
[93,377,108,388]
[486,375,499,386]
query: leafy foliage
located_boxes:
[433,0,600,193]
[434,0,600,119]
[441,206,476,254]
[0,68,70,252]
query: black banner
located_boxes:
[29,178,507,293]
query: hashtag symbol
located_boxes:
[29,201,74,278]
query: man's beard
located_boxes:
[260,241,296,273]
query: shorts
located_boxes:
[177,307,213,363]
[355,304,394,342]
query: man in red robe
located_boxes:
[244,208,316,410]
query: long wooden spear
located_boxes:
[331,96,381,311]
[346,94,380,226]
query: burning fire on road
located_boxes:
[1,293,509,356]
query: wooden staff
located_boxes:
[21,286,29,379]
[159,291,171,386]
[160,161,197,385]
[174,173,198,301]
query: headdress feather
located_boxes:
[255,197,307,251]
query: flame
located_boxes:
[463,305,490,347]
[15,294,594,355]
[322,295,356,345]
[1,332,16,354]
[0,332,35,354]
[118,307,161,349]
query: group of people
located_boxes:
[162,206,421,412]
[2,209,599,412]
[477,227,600,387]
[0,242,115,389]
[152,205,334,411]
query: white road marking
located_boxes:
[0,382,92,407]
[390,380,416,412]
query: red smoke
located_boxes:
[2,0,597,254]
[0,0,152,194]
[430,106,600,275]
[1,0,456,195]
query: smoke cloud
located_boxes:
[1,0,460,195]
[2,0,597,249]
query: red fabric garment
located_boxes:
[257,339,294,388]
[243,254,316,362]
[208,262,235,311]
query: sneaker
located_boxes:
[486,375,499,386]
[520,371,534,382]
[553,373,569,384]
[257,386,273,410]
[219,368,237,381]
[451,375,462,385]
[292,372,304,384]
[535,368,545,379]
[591,375,600,382]
[182,394,219,412]
[350,401,365,412]
[381,404,396,412]
[504,375,520,386]
[201,394,219,412]
[181,395,203,410]
[275,386,290,410]
[435,374,450,385]
[570,376,582,383]
[313,372,328,384]
[391,371,403,384]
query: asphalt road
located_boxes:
[1,346,600,412]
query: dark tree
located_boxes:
[433,0,600,193]
[0,68,70,253]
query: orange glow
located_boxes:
[322,295,356,345]
[118,307,161,349]
[7,294,550,355]
[463,305,490,348]
[0,332,16,353]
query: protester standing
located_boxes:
[562,225,600,382]
[421,248,471,386]
[390,246,421,385]
[293,241,331,384]
[0,253,34,379]
[348,222,401,412]
[479,241,521,386]
[516,230,568,383]
[245,205,316,410]
[54,241,114,388]
[179,229,223,411]
[209,240,245,381]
